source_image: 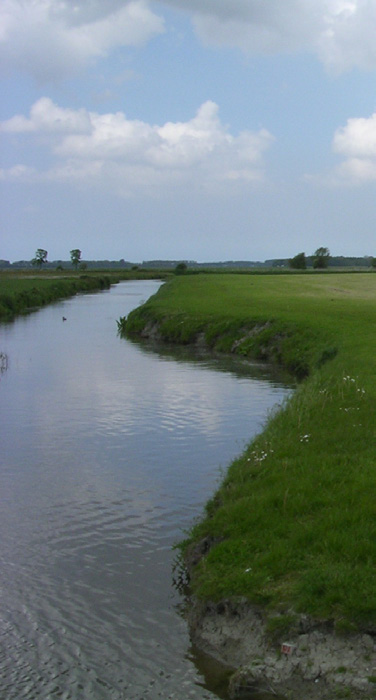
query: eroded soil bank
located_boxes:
[187,596,376,699]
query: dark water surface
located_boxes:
[0,281,291,700]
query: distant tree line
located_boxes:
[288,249,376,270]
[289,247,331,270]
[0,252,375,271]
[28,248,85,271]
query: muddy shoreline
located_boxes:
[186,595,376,699]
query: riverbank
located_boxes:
[187,598,375,699]
[124,272,376,699]
[0,269,168,320]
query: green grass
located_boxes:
[0,271,114,319]
[0,269,169,320]
[125,272,376,627]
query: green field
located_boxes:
[0,269,168,320]
[126,272,376,628]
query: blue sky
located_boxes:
[1,0,376,263]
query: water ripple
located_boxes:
[0,281,291,699]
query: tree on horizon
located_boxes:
[313,247,330,269]
[70,249,82,270]
[31,249,48,269]
[289,252,306,269]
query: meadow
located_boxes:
[126,272,376,629]
[0,269,167,320]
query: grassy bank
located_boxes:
[125,272,376,628]
[0,272,113,320]
[0,269,169,320]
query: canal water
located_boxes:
[0,280,291,700]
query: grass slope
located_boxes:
[0,272,114,319]
[126,272,376,628]
[0,270,168,320]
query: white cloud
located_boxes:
[309,110,376,185]
[334,157,376,182]
[333,113,376,157]
[317,0,376,72]
[2,1,376,80]
[161,0,376,72]
[0,0,164,81]
[330,112,376,183]
[0,98,274,194]
[0,97,91,133]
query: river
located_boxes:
[0,280,292,699]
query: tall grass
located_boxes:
[0,272,114,319]
[0,269,171,320]
[126,272,376,627]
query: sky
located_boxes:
[1,1,376,263]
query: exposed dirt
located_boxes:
[186,596,376,699]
